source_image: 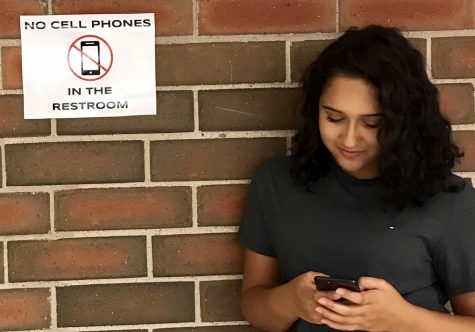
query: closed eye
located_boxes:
[326,116,344,123]
[363,120,381,128]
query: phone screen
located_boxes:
[81,41,100,75]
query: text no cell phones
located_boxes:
[80,40,100,75]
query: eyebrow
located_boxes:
[322,105,382,117]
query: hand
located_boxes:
[286,272,342,325]
[315,277,414,331]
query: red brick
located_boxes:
[0,0,46,38]
[340,0,474,31]
[453,131,475,172]
[151,138,286,181]
[1,47,22,89]
[0,95,50,137]
[437,84,474,124]
[409,39,427,61]
[199,0,335,35]
[156,43,285,85]
[5,141,144,186]
[0,288,50,330]
[56,283,194,326]
[153,233,243,276]
[156,327,260,332]
[0,244,3,283]
[9,237,146,282]
[55,187,192,231]
[52,0,193,36]
[0,192,50,235]
[198,185,248,226]
[200,280,243,322]
[432,37,475,79]
[57,91,194,135]
[199,89,300,131]
[290,40,334,82]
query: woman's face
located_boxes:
[318,75,382,179]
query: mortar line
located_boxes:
[0,130,295,144]
[452,124,475,130]
[50,119,57,136]
[0,89,23,95]
[3,241,7,283]
[285,41,291,83]
[0,40,21,47]
[0,179,251,194]
[146,234,154,277]
[1,30,475,48]
[195,280,202,323]
[335,0,340,33]
[1,143,6,188]
[144,139,151,182]
[156,82,301,91]
[193,0,199,36]
[49,191,55,233]
[472,83,475,124]
[50,286,57,328]
[151,29,475,44]
[427,38,433,80]
[193,90,200,132]
[286,136,293,156]
[47,0,53,15]
[0,274,243,289]
[0,226,239,242]
[0,83,301,96]
[454,172,475,178]
[432,78,475,84]
[9,321,250,332]
[192,186,198,228]
[0,46,3,90]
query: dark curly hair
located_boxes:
[290,25,464,209]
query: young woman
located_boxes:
[237,25,475,332]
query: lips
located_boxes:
[339,148,363,159]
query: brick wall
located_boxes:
[0,0,474,331]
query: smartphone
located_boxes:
[314,276,361,292]
[81,40,100,75]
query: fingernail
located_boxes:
[318,298,326,305]
[315,306,323,313]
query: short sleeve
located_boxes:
[236,168,276,258]
[434,184,475,297]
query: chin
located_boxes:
[336,158,371,176]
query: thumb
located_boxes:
[358,276,386,290]
[307,271,329,284]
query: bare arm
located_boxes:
[240,249,338,332]
[240,249,297,331]
[402,291,475,332]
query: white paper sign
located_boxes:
[20,13,156,119]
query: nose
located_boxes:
[342,122,359,148]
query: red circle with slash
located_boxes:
[67,34,113,81]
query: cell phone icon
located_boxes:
[80,40,100,76]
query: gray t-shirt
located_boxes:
[237,156,475,332]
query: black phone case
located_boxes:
[314,276,361,292]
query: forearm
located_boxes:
[241,283,298,332]
[400,305,475,332]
